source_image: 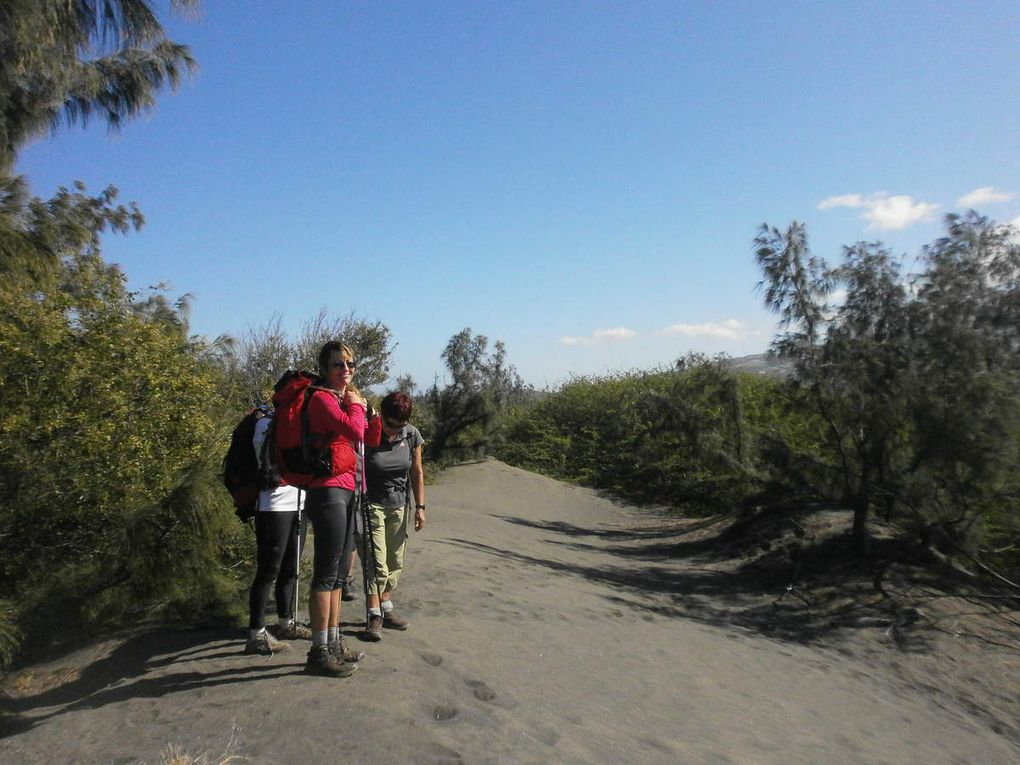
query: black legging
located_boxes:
[304,487,357,592]
[248,510,306,630]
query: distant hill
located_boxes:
[723,353,795,378]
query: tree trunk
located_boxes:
[852,492,871,556]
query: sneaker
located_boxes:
[365,614,383,641]
[274,620,312,640]
[304,645,358,678]
[341,577,358,602]
[245,630,289,656]
[383,610,410,631]
[329,635,365,663]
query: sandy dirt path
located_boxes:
[2,460,1018,764]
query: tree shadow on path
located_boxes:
[1,626,301,738]
[449,512,940,652]
[496,514,728,557]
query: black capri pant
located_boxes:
[248,510,306,630]
[304,486,357,592]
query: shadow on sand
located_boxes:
[452,511,967,652]
[0,626,301,738]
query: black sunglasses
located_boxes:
[330,359,357,370]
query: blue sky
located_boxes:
[18,0,1020,390]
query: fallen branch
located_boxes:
[929,526,1020,592]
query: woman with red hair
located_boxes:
[362,391,426,640]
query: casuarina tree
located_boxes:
[0,0,198,171]
[755,214,1020,561]
[424,328,526,463]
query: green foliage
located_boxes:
[0,599,21,669]
[0,180,245,665]
[0,0,256,669]
[497,408,571,476]
[223,309,395,407]
[0,0,198,170]
[422,328,528,464]
[292,308,394,393]
[495,356,808,515]
[755,212,1020,560]
[500,212,1020,583]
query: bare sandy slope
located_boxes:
[2,460,1018,764]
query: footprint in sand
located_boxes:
[421,652,443,667]
[465,679,496,702]
[421,742,464,764]
[431,702,459,721]
[531,726,560,746]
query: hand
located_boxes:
[414,507,426,531]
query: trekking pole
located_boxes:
[356,440,386,626]
[292,488,303,626]
[356,439,371,625]
[359,486,375,626]
[399,481,411,559]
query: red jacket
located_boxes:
[304,390,366,490]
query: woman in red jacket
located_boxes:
[302,341,368,677]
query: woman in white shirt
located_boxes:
[245,412,309,655]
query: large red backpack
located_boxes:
[270,370,356,488]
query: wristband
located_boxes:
[415,504,426,510]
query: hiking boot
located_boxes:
[245,630,289,656]
[274,620,312,641]
[304,645,358,678]
[365,614,383,641]
[341,577,358,601]
[383,610,410,631]
[329,635,365,663]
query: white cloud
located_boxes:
[558,327,637,347]
[818,194,867,210]
[957,187,1016,207]
[819,191,938,230]
[656,319,744,340]
[862,195,939,230]
[864,194,934,230]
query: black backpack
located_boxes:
[221,404,280,522]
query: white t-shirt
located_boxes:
[253,415,304,513]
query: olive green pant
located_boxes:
[363,502,408,594]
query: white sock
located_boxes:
[328,626,340,642]
[369,606,382,617]
[381,600,394,613]
[313,630,328,647]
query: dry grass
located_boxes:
[158,727,246,765]
[2,666,80,698]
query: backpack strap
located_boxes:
[299,388,315,468]
[258,412,281,490]
[403,426,415,512]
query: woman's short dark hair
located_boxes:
[381,391,413,422]
[317,340,353,376]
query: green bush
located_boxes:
[495,357,812,514]
[0,184,251,663]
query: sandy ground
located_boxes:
[2,460,1018,764]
